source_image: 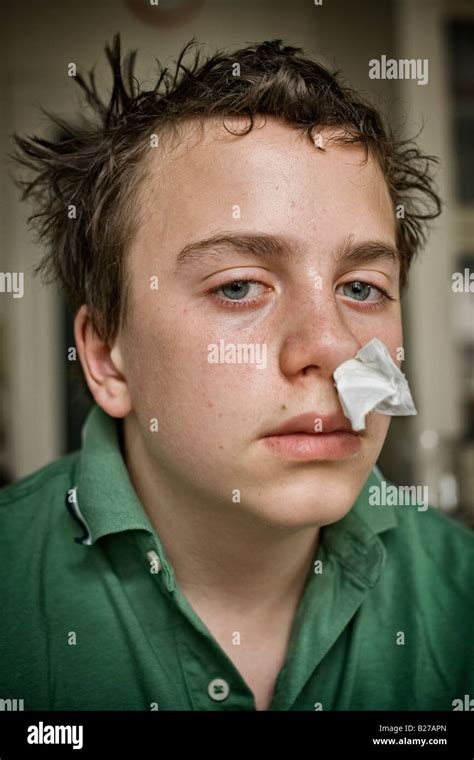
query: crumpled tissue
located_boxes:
[333,337,417,431]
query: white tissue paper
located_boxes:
[333,337,417,431]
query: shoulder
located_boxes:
[0,453,80,704]
[389,501,474,569]
[381,501,474,623]
[0,452,78,500]
[364,469,474,581]
[0,452,79,538]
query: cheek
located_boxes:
[388,328,404,366]
[373,418,391,462]
[370,308,403,359]
[123,312,268,435]
[370,413,391,442]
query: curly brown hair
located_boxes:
[12,34,441,342]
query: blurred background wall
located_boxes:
[0,0,472,524]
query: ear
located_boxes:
[74,304,132,418]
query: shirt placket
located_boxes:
[269,527,386,711]
[133,532,257,711]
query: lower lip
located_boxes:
[262,432,361,461]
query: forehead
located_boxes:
[138,116,395,258]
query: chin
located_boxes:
[245,484,362,531]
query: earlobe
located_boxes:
[74,305,132,418]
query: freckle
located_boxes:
[281,404,287,411]
[208,401,214,409]
[219,445,223,450]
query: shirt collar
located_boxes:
[71,405,398,564]
[72,405,155,545]
[320,465,398,588]
[350,464,398,535]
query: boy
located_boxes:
[1,37,473,711]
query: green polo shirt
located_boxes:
[1,405,473,711]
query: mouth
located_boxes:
[261,411,362,462]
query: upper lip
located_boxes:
[263,412,358,436]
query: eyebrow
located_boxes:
[174,231,399,272]
[333,239,399,267]
[175,232,302,272]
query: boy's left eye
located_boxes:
[336,281,389,302]
[217,280,257,300]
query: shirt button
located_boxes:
[207,678,230,702]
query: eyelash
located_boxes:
[208,279,395,311]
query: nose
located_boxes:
[279,290,360,383]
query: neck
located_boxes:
[122,415,320,615]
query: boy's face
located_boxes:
[118,116,402,528]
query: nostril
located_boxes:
[302,365,321,376]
